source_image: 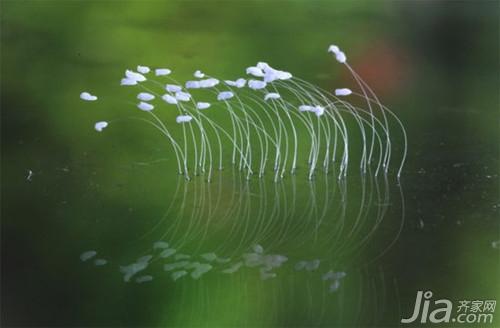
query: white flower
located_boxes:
[264,93,280,101]
[162,94,178,105]
[313,106,325,117]
[185,80,201,89]
[80,92,97,101]
[328,45,340,54]
[137,92,155,101]
[299,105,314,112]
[217,91,234,101]
[334,88,352,96]
[125,70,146,82]
[138,102,154,111]
[246,66,265,77]
[194,70,205,78]
[175,91,191,102]
[94,121,108,132]
[336,51,346,63]
[176,115,193,123]
[224,78,246,88]
[155,68,171,76]
[199,78,219,88]
[263,67,292,83]
[166,84,182,93]
[196,102,211,110]
[256,62,270,70]
[248,80,267,90]
[327,44,347,63]
[121,78,138,86]
[137,65,150,74]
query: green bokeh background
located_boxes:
[1,1,498,327]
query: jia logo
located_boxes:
[401,291,496,324]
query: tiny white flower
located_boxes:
[196,102,211,110]
[235,78,246,88]
[335,88,352,96]
[194,70,205,78]
[175,91,191,102]
[80,92,97,101]
[299,105,314,112]
[162,94,178,105]
[94,121,108,132]
[217,91,234,101]
[155,68,171,76]
[199,78,219,88]
[313,106,325,117]
[264,93,280,101]
[138,102,154,111]
[137,65,150,74]
[137,92,155,101]
[256,62,270,71]
[248,80,267,90]
[176,115,193,123]
[327,44,347,63]
[336,51,347,63]
[246,66,265,77]
[185,80,201,89]
[121,78,138,86]
[276,70,292,80]
[328,45,340,54]
[125,70,146,82]
[225,78,246,88]
[166,84,182,93]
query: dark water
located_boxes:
[1,1,498,327]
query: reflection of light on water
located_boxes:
[79,170,405,325]
[80,170,404,284]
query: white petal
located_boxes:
[264,93,280,101]
[224,78,246,88]
[246,66,265,77]
[328,45,340,54]
[121,78,138,86]
[162,94,178,105]
[166,84,182,93]
[199,78,219,88]
[137,92,155,101]
[313,106,325,117]
[137,65,150,74]
[138,102,154,111]
[185,80,201,89]
[175,91,191,102]
[276,70,292,80]
[299,105,314,112]
[194,70,205,78]
[176,115,193,123]
[235,78,246,88]
[80,92,97,101]
[336,51,347,63]
[94,121,108,132]
[335,88,352,96]
[217,91,234,101]
[125,70,146,82]
[263,70,279,83]
[256,62,270,70]
[196,102,211,110]
[155,68,171,76]
[248,80,267,90]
